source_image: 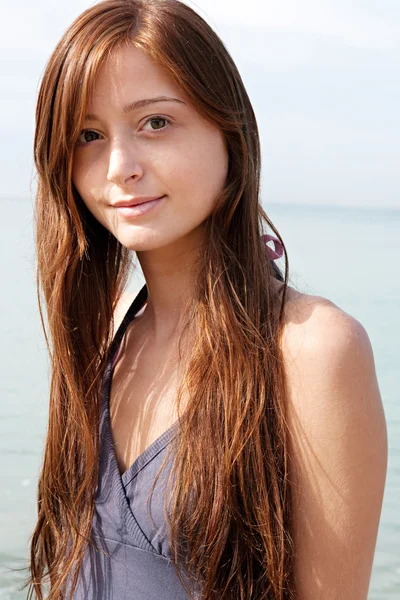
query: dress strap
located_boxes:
[107,284,148,370]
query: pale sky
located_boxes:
[1,0,398,208]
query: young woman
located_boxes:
[25,0,387,598]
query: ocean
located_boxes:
[1,197,399,598]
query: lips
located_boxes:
[112,195,164,208]
[113,195,165,218]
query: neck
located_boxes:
[135,225,205,344]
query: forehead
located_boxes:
[88,45,185,108]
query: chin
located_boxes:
[113,223,205,253]
[114,234,170,253]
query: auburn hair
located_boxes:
[23,0,295,598]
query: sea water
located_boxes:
[0,197,398,598]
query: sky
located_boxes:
[0,0,398,208]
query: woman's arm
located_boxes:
[282,296,387,600]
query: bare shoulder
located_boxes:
[279,285,387,452]
[280,286,367,370]
[271,279,382,410]
[277,286,388,599]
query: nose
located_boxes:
[106,140,143,186]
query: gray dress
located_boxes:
[67,285,196,599]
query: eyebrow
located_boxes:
[84,96,186,122]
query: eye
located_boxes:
[142,116,171,132]
[76,129,102,146]
[75,116,172,147]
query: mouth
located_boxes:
[112,195,164,208]
[113,195,166,218]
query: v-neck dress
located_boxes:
[66,284,196,599]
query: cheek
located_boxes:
[72,159,97,205]
[71,159,87,203]
[71,152,83,186]
[72,160,109,226]
[170,132,228,209]
[197,130,228,190]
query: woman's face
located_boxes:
[72,44,229,253]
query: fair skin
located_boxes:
[72,44,387,599]
[281,294,387,599]
[72,44,228,341]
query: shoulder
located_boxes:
[279,286,387,471]
[280,287,372,377]
[280,287,383,417]
[279,287,388,598]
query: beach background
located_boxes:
[0,198,399,599]
[1,0,399,597]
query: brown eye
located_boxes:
[143,116,171,132]
[77,130,101,145]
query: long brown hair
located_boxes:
[24,0,294,598]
